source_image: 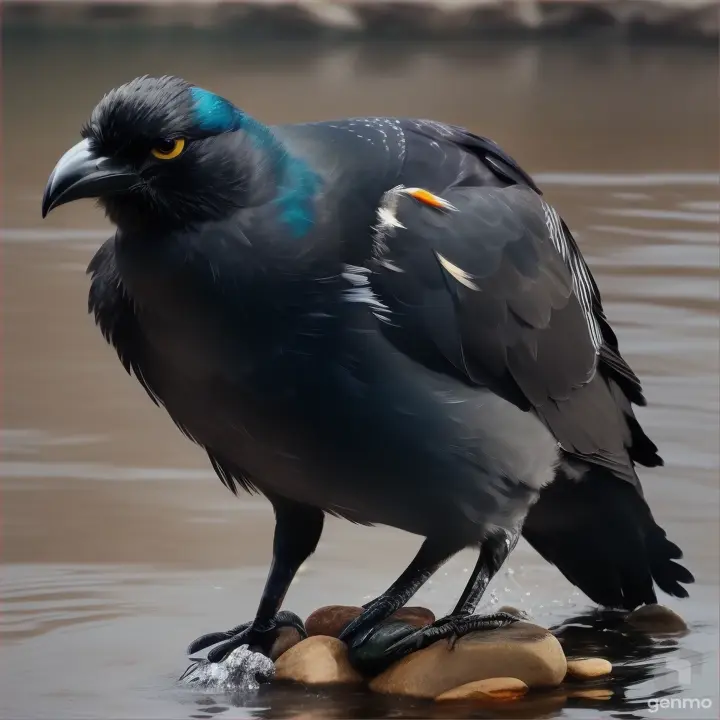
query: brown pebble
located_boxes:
[305,605,362,638]
[269,626,304,661]
[274,635,363,685]
[305,604,435,638]
[370,620,567,698]
[436,677,528,702]
[626,604,689,635]
[391,606,435,628]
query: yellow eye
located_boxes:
[151,138,186,160]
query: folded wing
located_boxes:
[370,184,632,474]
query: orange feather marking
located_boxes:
[407,188,449,208]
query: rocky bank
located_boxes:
[4,0,717,39]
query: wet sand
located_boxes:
[1,34,718,719]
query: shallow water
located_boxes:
[1,33,718,719]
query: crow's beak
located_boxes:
[41,138,139,218]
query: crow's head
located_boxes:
[42,75,293,230]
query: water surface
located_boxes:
[2,33,719,719]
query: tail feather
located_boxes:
[644,524,694,598]
[523,464,694,611]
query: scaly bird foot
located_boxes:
[347,611,521,676]
[338,596,404,648]
[186,610,306,664]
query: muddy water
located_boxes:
[1,33,718,719]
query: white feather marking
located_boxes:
[341,264,392,323]
[436,252,481,291]
[372,184,407,257]
[376,258,404,273]
[372,184,457,260]
[377,205,406,231]
[542,201,603,352]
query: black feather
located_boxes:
[524,467,694,609]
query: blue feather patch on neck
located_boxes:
[190,87,321,237]
[275,157,322,238]
[189,87,245,133]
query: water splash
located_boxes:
[179,646,275,693]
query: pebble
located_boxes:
[435,677,529,701]
[306,605,363,638]
[625,604,689,634]
[274,635,364,685]
[370,620,567,698]
[393,606,436,628]
[270,626,304,661]
[566,658,613,679]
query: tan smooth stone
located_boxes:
[436,677,529,701]
[274,636,363,685]
[566,658,613,679]
[370,621,567,698]
[626,604,689,634]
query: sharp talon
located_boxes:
[447,626,462,650]
[187,612,306,661]
[338,599,398,644]
[178,659,202,682]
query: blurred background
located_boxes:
[2,2,719,718]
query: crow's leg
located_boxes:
[338,538,462,671]
[451,527,521,616]
[352,529,522,672]
[187,497,324,663]
[339,538,461,646]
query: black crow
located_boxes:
[42,76,693,673]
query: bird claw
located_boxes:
[186,610,306,663]
[178,657,206,683]
[348,611,521,675]
[338,596,399,646]
[391,610,522,655]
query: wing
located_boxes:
[369,184,639,476]
[401,120,654,432]
[86,238,255,496]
